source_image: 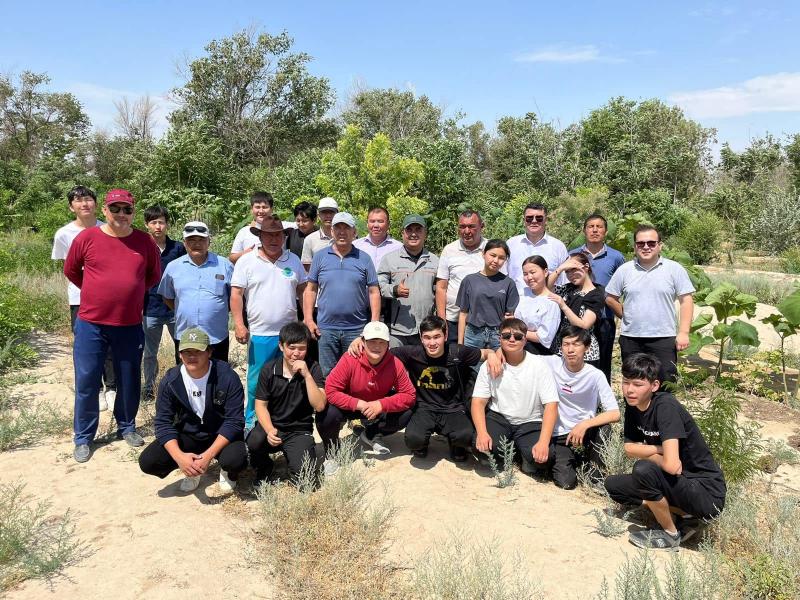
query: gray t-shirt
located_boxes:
[455,272,519,328]
[605,257,695,338]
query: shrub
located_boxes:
[676,210,723,265]
[486,436,517,488]
[780,246,800,274]
[748,187,800,254]
[756,438,800,473]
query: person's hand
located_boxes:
[566,421,590,447]
[475,431,493,453]
[486,352,503,379]
[234,323,249,345]
[361,400,383,420]
[532,441,550,463]
[396,279,410,298]
[193,452,213,474]
[563,256,584,271]
[267,428,282,447]
[676,332,690,351]
[347,337,365,357]
[175,451,203,477]
[304,319,321,339]
[289,360,309,378]
[547,292,566,308]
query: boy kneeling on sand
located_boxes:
[471,317,560,475]
[604,353,726,550]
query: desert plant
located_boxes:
[756,438,800,474]
[0,386,71,452]
[485,436,517,488]
[594,422,635,477]
[591,509,628,538]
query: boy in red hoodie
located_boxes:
[319,321,416,465]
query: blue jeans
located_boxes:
[318,328,362,376]
[142,315,177,397]
[73,318,144,445]
[464,324,500,351]
[246,335,281,429]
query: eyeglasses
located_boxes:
[108,204,133,215]
[500,331,524,341]
[524,215,545,224]
[184,225,209,234]
[635,240,659,249]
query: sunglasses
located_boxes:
[635,240,659,249]
[500,331,524,341]
[184,225,209,234]
[524,215,545,224]
[107,204,133,214]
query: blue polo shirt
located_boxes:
[158,251,233,343]
[308,245,378,330]
[143,236,186,319]
[570,244,625,321]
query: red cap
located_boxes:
[104,188,135,206]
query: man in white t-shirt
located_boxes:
[229,191,295,264]
[542,325,620,489]
[471,317,559,474]
[51,185,115,411]
[231,216,307,429]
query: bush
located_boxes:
[780,246,800,274]
[749,187,800,254]
[676,211,723,265]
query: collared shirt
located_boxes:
[353,235,403,270]
[231,249,307,336]
[301,228,333,264]
[144,236,186,319]
[570,243,625,320]
[308,245,378,330]
[605,256,695,338]
[506,232,570,294]
[378,246,439,336]
[436,238,487,322]
[158,252,233,343]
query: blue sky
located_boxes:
[2,1,799,152]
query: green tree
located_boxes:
[341,87,443,141]
[719,135,784,184]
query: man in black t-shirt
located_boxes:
[246,322,326,486]
[604,353,726,551]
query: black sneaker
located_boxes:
[449,445,468,462]
[629,528,681,551]
[413,446,429,458]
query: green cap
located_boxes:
[179,328,210,352]
[402,214,426,229]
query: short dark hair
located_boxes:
[521,255,548,270]
[500,317,527,335]
[250,191,274,208]
[367,207,390,220]
[621,353,661,382]
[279,321,311,346]
[560,325,592,347]
[293,201,317,221]
[634,224,661,243]
[144,205,170,224]
[419,315,447,335]
[458,209,482,222]
[67,185,96,204]
[484,238,510,257]
[524,202,547,216]
[583,213,607,229]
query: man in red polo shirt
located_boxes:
[64,189,161,463]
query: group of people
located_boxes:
[53,186,724,551]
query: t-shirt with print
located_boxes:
[51,220,103,305]
[455,272,519,328]
[623,392,725,493]
[180,365,211,419]
[255,357,325,432]
[392,343,481,413]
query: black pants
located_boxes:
[619,335,677,385]
[404,408,474,451]
[316,404,413,450]
[604,460,726,519]
[71,305,115,390]
[597,318,616,383]
[246,424,316,478]
[138,433,247,479]
[551,425,609,490]
[173,336,230,362]
[484,411,551,472]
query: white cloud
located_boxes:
[515,45,625,64]
[669,72,800,119]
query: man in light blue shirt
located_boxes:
[159,221,234,361]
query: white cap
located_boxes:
[362,321,390,342]
[331,212,356,228]
[318,197,339,211]
[182,221,210,238]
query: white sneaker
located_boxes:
[218,470,236,493]
[104,390,116,411]
[323,459,340,477]
[98,391,108,412]
[179,476,200,492]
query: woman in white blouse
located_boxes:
[513,255,562,355]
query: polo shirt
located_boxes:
[307,245,378,330]
[435,238,487,322]
[255,357,325,433]
[301,228,333,264]
[353,235,403,270]
[51,220,103,305]
[158,252,233,343]
[570,243,625,321]
[506,232,569,294]
[605,257,695,338]
[231,249,307,336]
[143,236,186,319]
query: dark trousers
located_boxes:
[484,410,551,472]
[246,424,316,478]
[404,408,474,451]
[597,318,616,383]
[604,460,726,519]
[73,318,143,445]
[316,404,412,450]
[551,425,609,490]
[139,433,247,479]
[70,306,115,390]
[447,320,459,344]
[173,336,229,362]
[619,335,677,385]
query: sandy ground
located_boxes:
[2,335,800,599]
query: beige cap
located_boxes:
[362,321,390,342]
